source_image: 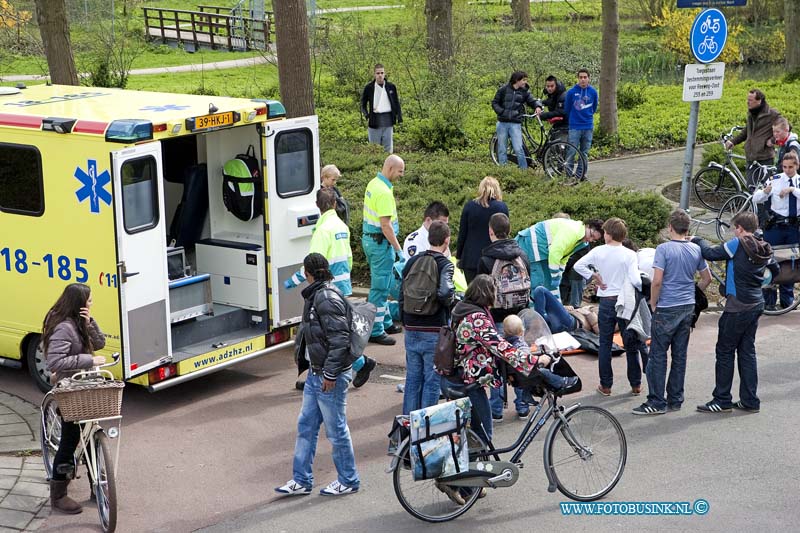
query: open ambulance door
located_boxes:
[263,116,320,328]
[112,144,172,378]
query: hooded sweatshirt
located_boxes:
[564,83,598,131]
[477,239,530,323]
[693,234,774,311]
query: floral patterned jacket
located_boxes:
[451,300,538,387]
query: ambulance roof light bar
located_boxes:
[250,99,285,119]
[105,119,153,143]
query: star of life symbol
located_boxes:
[140,104,191,112]
[352,314,371,338]
[74,160,112,214]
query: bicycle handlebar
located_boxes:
[721,125,744,144]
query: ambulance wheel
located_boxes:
[26,335,52,392]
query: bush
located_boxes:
[737,27,785,64]
[324,141,671,280]
[617,81,648,110]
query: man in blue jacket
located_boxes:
[692,212,775,414]
[564,69,598,178]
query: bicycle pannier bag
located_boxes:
[222,145,262,221]
[409,398,471,481]
[433,325,457,376]
[402,253,440,315]
[491,256,531,309]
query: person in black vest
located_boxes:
[360,63,402,153]
[399,221,455,414]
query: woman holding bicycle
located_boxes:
[450,275,550,445]
[42,283,106,514]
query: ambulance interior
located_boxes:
[153,124,312,357]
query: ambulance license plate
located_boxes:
[189,111,235,131]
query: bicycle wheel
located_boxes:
[543,141,587,183]
[715,194,754,241]
[393,429,488,523]
[93,431,117,533]
[693,167,741,211]
[545,406,626,502]
[489,133,532,168]
[523,121,545,153]
[40,394,61,479]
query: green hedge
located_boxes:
[326,143,671,281]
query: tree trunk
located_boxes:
[273,0,315,117]
[787,0,800,75]
[425,0,453,70]
[511,0,532,32]
[599,0,619,136]
[34,0,78,85]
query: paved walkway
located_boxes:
[0,393,49,532]
[590,145,705,195]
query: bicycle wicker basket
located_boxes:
[52,378,124,422]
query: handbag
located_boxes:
[433,324,457,376]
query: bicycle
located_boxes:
[389,320,626,523]
[490,114,588,184]
[693,126,749,211]
[714,163,776,241]
[688,216,726,284]
[41,354,123,533]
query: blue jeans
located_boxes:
[362,236,395,336]
[567,128,593,177]
[496,121,527,169]
[712,305,763,409]
[568,278,585,308]
[533,286,577,334]
[292,371,359,489]
[645,304,694,410]
[598,298,645,389]
[403,330,441,415]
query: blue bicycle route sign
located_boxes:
[678,0,745,7]
[690,9,727,64]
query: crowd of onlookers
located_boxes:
[272,82,799,498]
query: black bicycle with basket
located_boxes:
[387,310,627,523]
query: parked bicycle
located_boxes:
[714,163,776,241]
[41,353,123,533]
[693,126,765,211]
[490,114,588,184]
[389,312,626,523]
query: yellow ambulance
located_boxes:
[0,84,320,391]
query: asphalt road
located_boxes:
[2,309,798,532]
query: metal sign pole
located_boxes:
[680,100,700,210]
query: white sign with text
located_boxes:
[683,63,725,102]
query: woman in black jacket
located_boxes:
[456,176,509,283]
[275,253,361,497]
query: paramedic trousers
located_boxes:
[292,370,360,490]
[362,235,395,337]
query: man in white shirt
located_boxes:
[574,218,643,396]
[753,152,800,309]
[402,201,451,260]
[360,64,403,153]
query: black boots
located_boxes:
[50,479,82,514]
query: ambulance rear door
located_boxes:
[263,116,320,328]
[112,143,172,377]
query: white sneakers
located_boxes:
[319,480,359,496]
[274,480,311,496]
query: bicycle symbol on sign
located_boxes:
[698,35,718,55]
[700,15,720,34]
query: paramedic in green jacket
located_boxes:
[516,217,604,299]
[362,155,405,345]
[285,188,376,387]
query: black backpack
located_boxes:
[222,145,263,222]
[402,253,440,315]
